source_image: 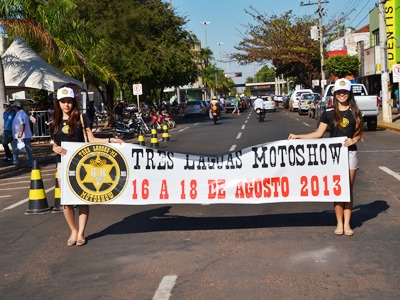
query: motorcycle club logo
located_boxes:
[341,117,350,128]
[67,144,128,203]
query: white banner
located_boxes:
[60,137,350,205]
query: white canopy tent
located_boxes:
[1,36,86,94]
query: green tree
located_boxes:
[74,0,199,105]
[324,55,359,78]
[231,8,320,87]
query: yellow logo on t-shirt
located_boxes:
[341,117,349,128]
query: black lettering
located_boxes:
[145,149,156,169]
[269,146,277,167]
[277,145,287,167]
[131,149,144,169]
[295,145,305,166]
[252,146,268,168]
[235,151,243,169]
[184,154,195,170]
[329,143,342,164]
[197,156,207,170]
[306,144,319,166]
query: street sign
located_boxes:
[392,64,400,83]
[133,84,143,95]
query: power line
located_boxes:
[347,0,371,28]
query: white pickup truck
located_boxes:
[316,83,380,131]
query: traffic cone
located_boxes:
[52,168,63,213]
[137,129,145,146]
[150,126,159,148]
[162,124,170,142]
[25,160,51,215]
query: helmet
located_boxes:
[212,96,217,100]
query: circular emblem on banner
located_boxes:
[67,144,128,203]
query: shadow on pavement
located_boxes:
[87,200,389,241]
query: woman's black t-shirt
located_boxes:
[320,108,357,151]
[54,114,88,162]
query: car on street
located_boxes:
[308,93,321,118]
[274,95,284,106]
[282,95,290,109]
[224,96,236,113]
[262,96,276,112]
[184,100,207,117]
[298,93,315,115]
[289,89,313,112]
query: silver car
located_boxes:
[262,96,276,112]
[184,100,207,117]
[298,93,315,115]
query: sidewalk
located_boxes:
[377,106,400,132]
[1,110,400,175]
[0,141,56,175]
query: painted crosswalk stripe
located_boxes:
[379,166,400,181]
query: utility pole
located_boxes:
[379,0,392,123]
[300,1,328,94]
[215,42,223,97]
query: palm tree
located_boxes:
[0,0,116,92]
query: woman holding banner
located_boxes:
[50,86,124,247]
[288,78,363,236]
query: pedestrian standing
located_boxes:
[113,98,125,122]
[288,78,363,236]
[2,102,16,162]
[232,94,241,116]
[11,101,33,168]
[87,100,96,130]
[394,88,400,114]
[51,87,124,247]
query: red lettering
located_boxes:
[159,179,169,199]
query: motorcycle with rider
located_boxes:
[209,96,222,124]
[253,95,266,122]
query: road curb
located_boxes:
[377,124,400,132]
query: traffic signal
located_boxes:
[234,72,242,77]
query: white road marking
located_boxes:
[230,145,236,151]
[244,120,248,123]
[379,166,400,181]
[0,195,11,198]
[359,150,400,153]
[241,125,245,130]
[0,179,52,187]
[303,122,311,127]
[236,132,242,139]
[1,186,55,212]
[153,275,178,300]
[178,127,189,132]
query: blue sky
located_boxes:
[166,0,374,82]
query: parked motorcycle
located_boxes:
[255,107,265,122]
[112,113,151,139]
[112,118,138,139]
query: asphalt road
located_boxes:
[1,107,400,299]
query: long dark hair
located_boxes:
[333,90,363,138]
[50,96,82,142]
